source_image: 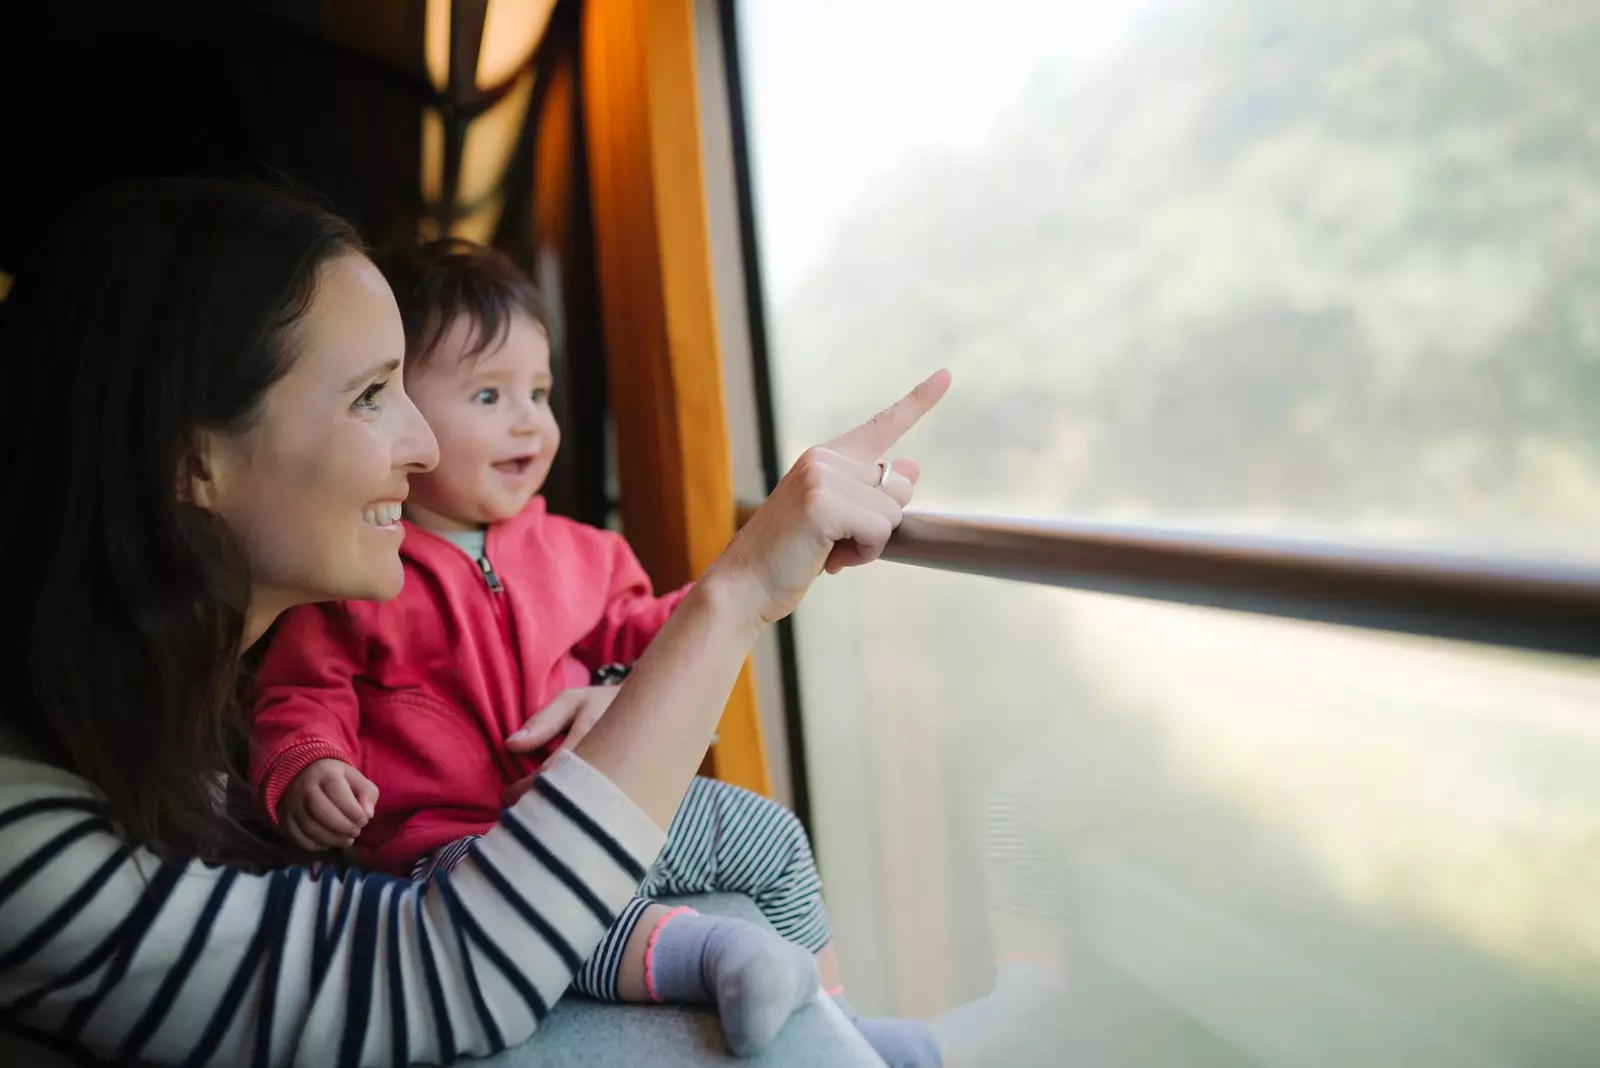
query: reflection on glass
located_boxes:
[791,565,1600,1066]
[739,0,1600,557]
[418,69,534,239]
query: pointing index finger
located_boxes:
[823,369,951,462]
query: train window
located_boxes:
[730,1,1600,1063]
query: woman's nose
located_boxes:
[399,394,439,472]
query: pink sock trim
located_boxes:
[824,985,845,998]
[643,906,699,1004]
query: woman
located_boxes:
[0,176,949,1065]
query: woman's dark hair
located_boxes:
[372,237,547,373]
[0,176,362,862]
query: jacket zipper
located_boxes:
[478,554,504,593]
[478,542,523,778]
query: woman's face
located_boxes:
[198,253,438,636]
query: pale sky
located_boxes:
[735,0,1177,304]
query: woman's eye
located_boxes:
[473,388,499,405]
[354,380,388,412]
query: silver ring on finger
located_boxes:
[875,459,893,489]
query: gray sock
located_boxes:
[648,912,820,1056]
[833,992,944,1068]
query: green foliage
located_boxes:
[771,0,1600,546]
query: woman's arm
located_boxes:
[573,371,949,825]
[0,750,662,1066]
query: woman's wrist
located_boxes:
[690,565,768,642]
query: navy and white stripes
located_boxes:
[412,776,832,1004]
[571,895,657,1001]
[981,763,1069,921]
[579,776,830,999]
[641,776,829,951]
[0,748,665,1066]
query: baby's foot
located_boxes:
[647,910,820,1056]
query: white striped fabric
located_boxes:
[0,748,665,1066]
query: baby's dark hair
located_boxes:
[372,237,548,373]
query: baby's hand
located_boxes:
[507,685,624,755]
[279,759,379,852]
[501,686,625,805]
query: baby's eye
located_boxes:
[532,388,550,404]
[473,388,500,405]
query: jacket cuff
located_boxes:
[260,739,358,825]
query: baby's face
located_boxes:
[402,311,560,533]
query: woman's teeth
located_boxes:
[362,502,403,527]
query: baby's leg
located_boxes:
[415,838,818,1056]
[571,897,819,1056]
[643,778,942,1067]
[570,896,659,1002]
[640,777,833,958]
[408,835,483,881]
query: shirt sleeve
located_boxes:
[0,749,665,1066]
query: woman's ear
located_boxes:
[179,431,226,511]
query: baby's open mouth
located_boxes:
[493,457,535,475]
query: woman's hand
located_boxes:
[563,370,950,827]
[707,370,951,627]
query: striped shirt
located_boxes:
[0,745,665,1066]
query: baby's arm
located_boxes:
[574,532,694,670]
[250,602,373,848]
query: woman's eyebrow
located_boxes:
[340,357,402,392]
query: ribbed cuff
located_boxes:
[260,740,357,825]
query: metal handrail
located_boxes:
[733,504,1600,657]
[882,513,1600,657]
